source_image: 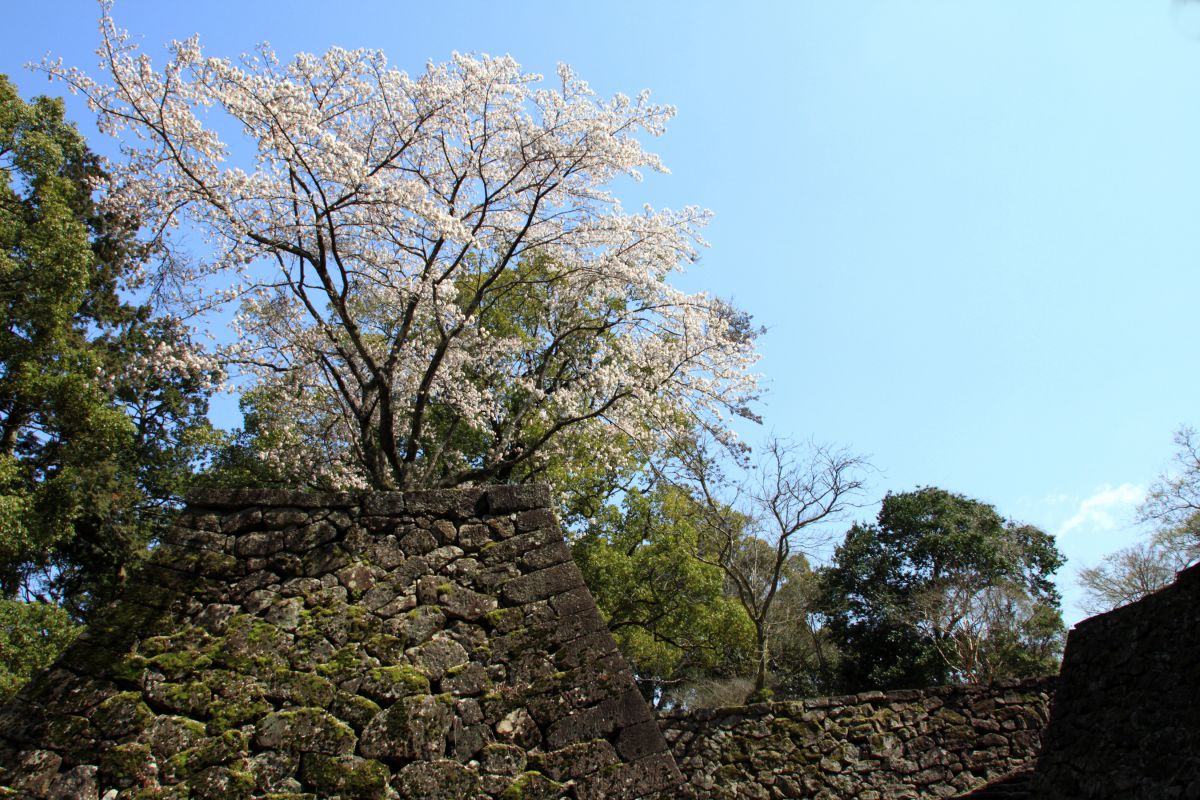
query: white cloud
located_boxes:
[1057,483,1145,537]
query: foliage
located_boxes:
[573,483,754,706]
[0,597,80,699]
[761,553,842,698]
[45,11,760,491]
[819,487,1065,691]
[675,437,868,699]
[0,74,217,613]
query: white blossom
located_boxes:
[43,5,760,489]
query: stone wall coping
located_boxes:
[184,484,553,517]
[655,675,1058,722]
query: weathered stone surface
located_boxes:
[501,562,582,605]
[1030,561,1200,800]
[46,764,99,800]
[358,695,453,762]
[654,679,1055,800]
[254,708,357,755]
[299,753,390,799]
[485,484,551,514]
[407,636,469,681]
[358,665,430,704]
[392,759,479,800]
[0,486,678,800]
[439,584,497,621]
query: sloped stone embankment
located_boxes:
[0,486,681,800]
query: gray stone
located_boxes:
[359,695,453,761]
[47,765,98,800]
[408,636,470,681]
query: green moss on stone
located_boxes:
[164,730,250,782]
[332,692,382,732]
[301,754,390,799]
[364,633,406,662]
[101,741,155,786]
[368,664,430,695]
[256,707,357,755]
[40,713,90,750]
[270,669,336,708]
[314,646,364,684]
[499,771,564,800]
[484,607,521,630]
[147,650,213,680]
[92,691,154,738]
[208,693,271,733]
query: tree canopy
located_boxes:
[0,74,216,612]
[819,487,1065,691]
[573,483,754,705]
[44,12,760,491]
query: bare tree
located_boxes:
[910,577,1054,683]
[1138,426,1200,546]
[675,437,868,699]
[1081,426,1200,614]
[1078,528,1198,614]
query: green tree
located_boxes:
[573,483,755,706]
[0,75,217,617]
[819,487,1065,691]
[0,597,78,698]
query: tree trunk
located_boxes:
[754,627,770,697]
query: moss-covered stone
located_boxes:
[219,615,290,675]
[363,633,406,663]
[0,489,685,800]
[146,715,208,760]
[267,670,336,708]
[39,714,93,754]
[253,707,357,755]
[359,695,452,761]
[300,753,390,799]
[360,665,430,703]
[392,759,478,800]
[499,770,563,800]
[162,729,250,782]
[99,741,155,788]
[188,762,256,800]
[92,692,153,738]
[330,692,382,733]
[483,607,523,633]
[312,645,367,686]
[206,692,271,734]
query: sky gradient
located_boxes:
[4,1,1199,625]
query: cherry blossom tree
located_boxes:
[43,7,760,490]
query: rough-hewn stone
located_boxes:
[0,486,680,799]
[654,678,1055,799]
[1030,561,1200,799]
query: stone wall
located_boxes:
[1032,561,1200,799]
[655,678,1055,799]
[0,487,681,800]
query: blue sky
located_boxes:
[5,1,1199,625]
